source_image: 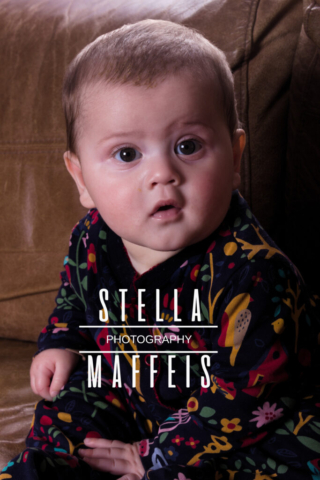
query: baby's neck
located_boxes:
[122,239,182,275]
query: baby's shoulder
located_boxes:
[225,192,293,271]
[202,192,302,294]
[63,209,108,294]
[70,209,104,239]
[66,209,107,267]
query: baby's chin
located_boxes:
[122,230,213,255]
[122,237,183,255]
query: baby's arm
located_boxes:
[32,213,101,400]
[30,348,80,401]
[32,266,94,401]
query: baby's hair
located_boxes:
[62,19,239,154]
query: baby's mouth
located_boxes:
[157,205,174,212]
[151,200,181,219]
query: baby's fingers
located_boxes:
[80,453,131,475]
[80,438,145,477]
[79,447,130,462]
[49,361,69,398]
[84,438,126,449]
[118,475,142,480]
[32,366,52,400]
[30,369,37,395]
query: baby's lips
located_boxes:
[150,198,180,215]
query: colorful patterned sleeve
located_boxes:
[139,257,317,474]
[36,269,95,356]
[36,212,99,356]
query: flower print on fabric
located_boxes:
[185,331,206,352]
[220,418,242,433]
[87,243,97,273]
[185,437,200,449]
[164,446,179,461]
[172,435,185,446]
[250,402,284,428]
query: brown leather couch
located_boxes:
[1,0,319,469]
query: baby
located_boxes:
[2,19,320,480]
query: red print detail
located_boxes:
[40,415,53,426]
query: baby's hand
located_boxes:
[30,348,80,401]
[79,438,145,480]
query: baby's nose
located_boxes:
[147,155,181,188]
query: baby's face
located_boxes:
[65,73,245,271]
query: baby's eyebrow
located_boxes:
[97,122,214,146]
[97,131,142,144]
[178,121,216,133]
[180,120,212,127]
[181,120,205,125]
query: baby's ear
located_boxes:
[63,151,96,209]
[232,129,246,190]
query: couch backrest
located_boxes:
[0,0,319,341]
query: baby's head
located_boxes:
[62,19,245,274]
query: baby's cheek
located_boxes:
[192,176,222,206]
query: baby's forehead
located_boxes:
[81,70,221,107]
[74,72,227,151]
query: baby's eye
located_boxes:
[175,139,202,156]
[114,147,142,162]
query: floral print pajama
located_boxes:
[2,191,320,480]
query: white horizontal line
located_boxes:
[79,325,217,328]
[80,351,218,354]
